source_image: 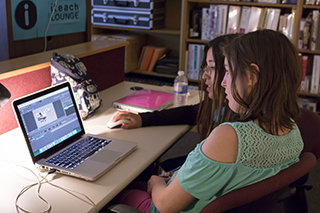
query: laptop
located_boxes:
[12,82,137,181]
[112,89,174,113]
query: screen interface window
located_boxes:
[17,87,81,157]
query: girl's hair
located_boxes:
[223,29,302,135]
[196,34,240,140]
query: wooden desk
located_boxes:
[0,81,199,213]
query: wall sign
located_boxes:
[11,0,86,41]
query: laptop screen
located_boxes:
[14,83,83,158]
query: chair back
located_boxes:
[295,108,320,159]
[199,152,317,213]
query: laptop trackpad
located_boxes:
[91,150,122,164]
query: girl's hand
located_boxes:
[110,111,142,129]
[147,175,167,194]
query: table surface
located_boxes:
[0,81,199,213]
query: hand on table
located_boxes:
[111,111,142,129]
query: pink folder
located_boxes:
[112,89,174,112]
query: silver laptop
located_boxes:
[12,82,137,181]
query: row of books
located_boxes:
[138,45,169,72]
[305,0,320,5]
[298,97,318,113]
[203,0,297,3]
[299,10,320,51]
[190,5,296,41]
[186,44,205,80]
[301,54,320,95]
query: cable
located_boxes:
[44,0,58,52]
[3,159,98,213]
[14,164,52,213]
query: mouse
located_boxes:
[107,119,131,129]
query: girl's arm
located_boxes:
[140,104,199,127]
[148,175,195,213]
[147,124,238,212]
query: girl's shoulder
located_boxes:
[202,124,239,163]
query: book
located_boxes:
[265,8,281,31]
[310,55,320,94]
[311,10,319,51]
[199,44,205,80]
[189,9,202,38]
[301,55,310,92]
[248,7,263,32]
[227,6,241,33]
[303,12,312,50]
[304,75,312,93]
[139,46,155,71]
[298,98,317,112]
[112,89,174,113]
[305,0,316,4]
[285,0,298,3]
[192,44,200,80]
[201,7,210,40]
[280,11,295,41]
[154,57,179,75]
[217,5,228,36]
[209,5,218,40]
[258,8,268,30]
[288,9,296,41]
[185,50,189,78]
[298,18,306,49]
[278,15,284,33]
[147,47,168,72]
[239,6,251,34]
[193,44,205,80]
[317,13,320,50]
[188,44,195,79]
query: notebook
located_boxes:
[12,82,137,181]
[112,89,174,113]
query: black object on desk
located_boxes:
[130,86,144,91]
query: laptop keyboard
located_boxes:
[46,136,112,169]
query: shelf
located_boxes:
[303,4,320,9]
[188,0,297,8]
[299,49,320,54]
[186,39,208,44]
[298,91,320,98]
[92,25,180,35]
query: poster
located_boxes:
[11,0,86,41]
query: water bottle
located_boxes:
[173,71,188,107]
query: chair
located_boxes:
[107,108,320,213]
[200,108,320,213]
[296,108,320,159]
[106,153,316,213]
[200,152,317,213]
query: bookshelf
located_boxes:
[90,0,320,111]
[179,0,320,112]
[179,0,302,72]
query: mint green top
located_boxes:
[149,121,304,213]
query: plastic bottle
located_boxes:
[173,71,188,107]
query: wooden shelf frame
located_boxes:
[179,0,306,71]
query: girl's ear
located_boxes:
[248,63,260,86]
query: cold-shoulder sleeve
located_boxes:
[176,141,237,200]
